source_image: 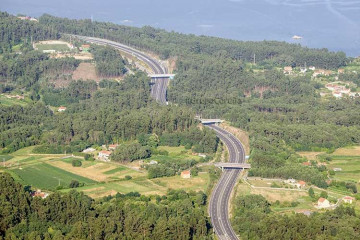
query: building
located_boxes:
[181,170,191,179]
[98,150,111,161]
[343,196,355,204]
[31,189,49,199]
[333,91,342,98]
[58,106,67,112]
[292,35,303,40]
[317,197,330,209]
[309,66,316,71]
[108,144,118,150]
[283,66,293,75]
[313,69,333,77]
[338,69,345,74]
[298,180,306,189]
[149,160,158,165]
[333,168,342,172]
[83,147,96,153]
[284,178,296,184]
[81,44,90,52]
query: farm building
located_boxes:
[181,170,191,179]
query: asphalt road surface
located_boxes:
[206,124,246,240]
[73,36,168,104]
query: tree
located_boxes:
[308,187,315,198]
[320,191,328,199]
[71,159,82,167]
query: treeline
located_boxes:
[0,103,52,153]
[0,173,212,239]
[232,194,360,240]
[37,13,347,69]
[91,45,127,77]
[159,127,219,153]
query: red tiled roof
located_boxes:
[100,150,111,155]
[298,180,306,185]
[181,170,190,175]
[318,197,326,203]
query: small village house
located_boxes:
[313,69,333,77]
[317,197,330,209]
[343,196,355,204]
[31,189,49,199]
[98,150,111,161]
[298,180,306,189]
[308,66,316,71]
[338,68,345,74]
[108,144,118,151]
[181,170,191,179]
[58,106,67,112]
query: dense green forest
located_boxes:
[1,11,360,240]
[232,194,360,239]
[0,173,212,239]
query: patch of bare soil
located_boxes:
[72,62,101,82]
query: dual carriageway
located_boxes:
[76,35,248,240]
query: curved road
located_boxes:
[74,36,245,239]
[74,36,168,104]
[206,124,245,240]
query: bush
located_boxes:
[69,180,80,188]
[72,159,82,167]
[124,175,132,180]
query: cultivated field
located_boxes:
[8,162,96,190]
[34,40,72,52]
[0,94,27,106]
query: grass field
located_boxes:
[63,172,210,198]
[9,162,96,190]
[327,155,360,183]
[36,44,70,52]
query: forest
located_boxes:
[0,173,212,239]
[1,11,360,240]
[232,194,360,240]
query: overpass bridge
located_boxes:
[149,74,176,79]
[201,119,224,124]
[214,163,251,171]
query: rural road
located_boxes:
[74,36,245,239]
[73,35,168,104]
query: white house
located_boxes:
[343,196,355,204]
[58,106,67,112]
[317,197,331,209]
[181,170,191,179]
[98,150,111,161]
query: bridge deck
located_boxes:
[214,163,251,169]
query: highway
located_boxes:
[73,36,169,104]
[206,124,245,240]
[73,35,244,239]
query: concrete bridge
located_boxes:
[214,163,251,171]
[149,74,176,79]
[200,119,224,124]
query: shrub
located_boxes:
[69,180,80,188]
[124,175,132,180]
[72,159,82,167]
